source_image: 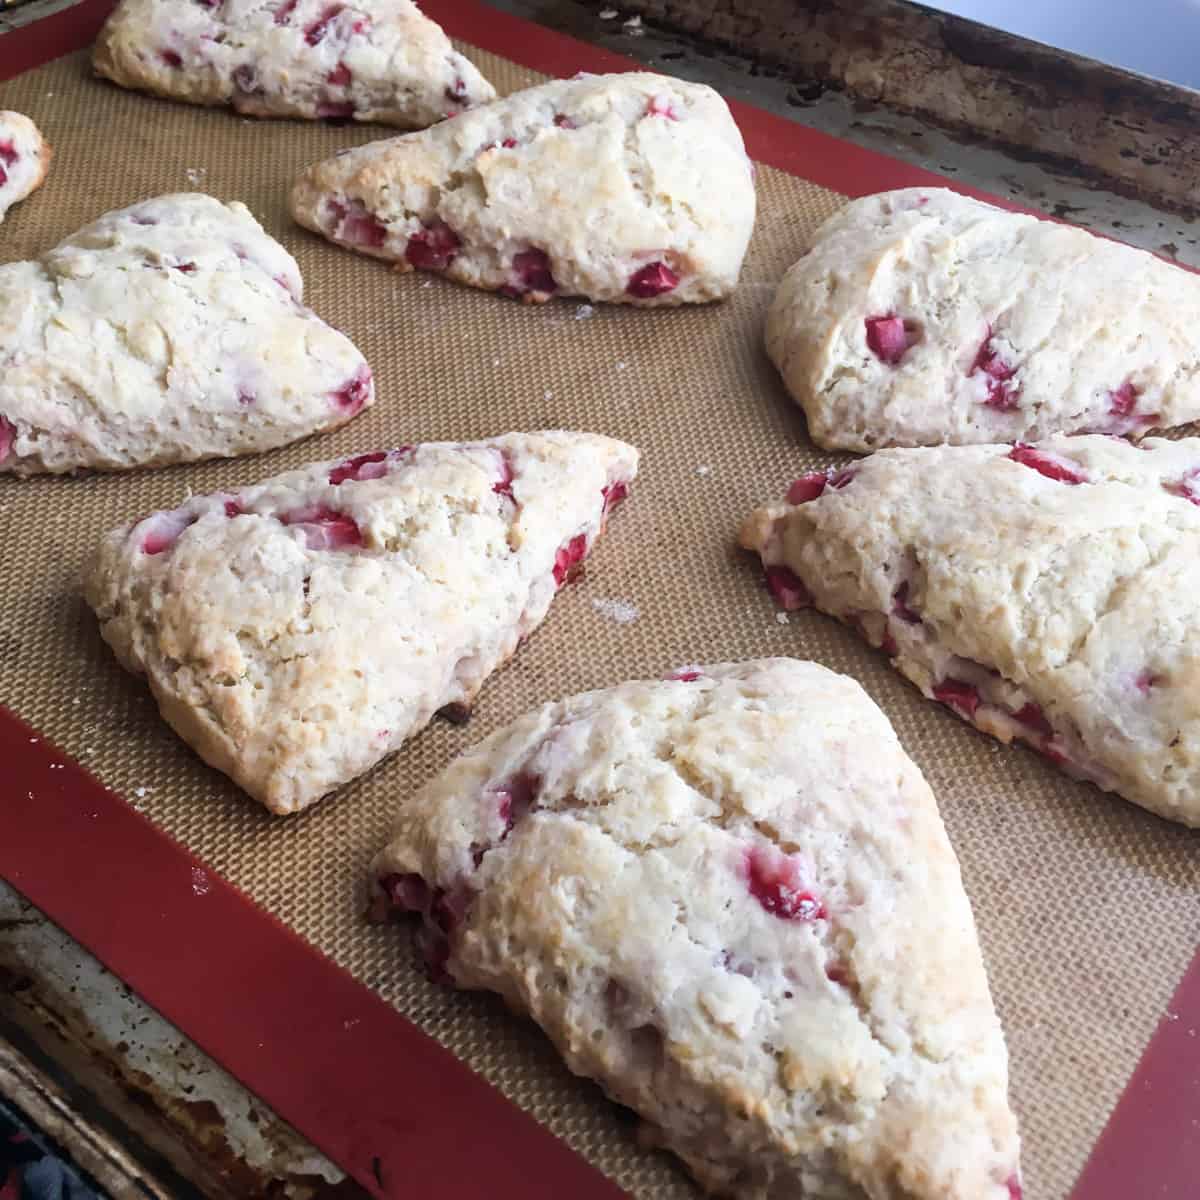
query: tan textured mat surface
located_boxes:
[2,42,1198,1200]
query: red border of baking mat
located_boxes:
[2,3,1197,1196]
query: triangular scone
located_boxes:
[740,436,1200,827]
[93,0,494,127]
[290,72,756,305]
[84,432,638,814]
[0,194,372,476]
[370,658,1022,1199]
[767,188,1200,451]
[0,112,51,223]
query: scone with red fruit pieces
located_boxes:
[84,432,638,814]
[290,72,756,305]
[94,0,493,127]
[370,658,1022,1200]
[767,187,1200,450]
[0,111,51,222]
[0,193,372,476]
[740,435,1200,827]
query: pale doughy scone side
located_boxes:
[740,436,1200,827]
[84,432,639,814]
[0,111,51,222]
[767,187,1200,451]
[370,658,1021,1200]
[290,72,756,305]
[0,193,372,476]
[93,0,494,127]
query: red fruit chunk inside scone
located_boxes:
[971,329,1020,411]
[933,678,981,719]
[501,249,557,300]
[764,565,812,610]
[865,315,917,365]
[627,262,679,298]
[745,845,826,921]
[331,365,373,415]
[406,220,461,271]
[279,503,363,549]
[0,416,14,465]
[553,533,588,587]
[327,198,387,248]
[1008,443,1087,484]
[495,772,539,838]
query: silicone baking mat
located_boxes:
[1,3,1197,1196]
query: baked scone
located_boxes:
[93,0,494,127]
[84,432,638,814]
[0,111,51,222]
[0,193,372,476]
[370,658,1022,1200]
[290,72,756,305]
[739,436,1200,827]
[767,188,1200,451]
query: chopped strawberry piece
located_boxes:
[0,415,14,465]
[405,219,461,271]
[383,872,430,913]
[825,962,851,986]
[764,565,812,611]
[303,4,343,44]
[327,62,352,87]
[280,504,363,550]
[223,498,243,518]
[0,163,7,188]
[1109,380,1139,417]
[864,315,914,365]
[970,330,1019,409]
[172,261,197,274]
[627,261,679,298]
[601,480,628,511]
[1040,740,1069,766]
[1014,702,1052,737]
[0,141,17,167]
[892,581,920,624]
[160,48,184,67]
[646,94,680,120]
[495,772,539,838]
[553,533,588,587]
[1135,670,1161,694]
[139,508,199,555]
[786,472,827,504]
[330,364,372,415]
[446,77,468,102]
[933,677,980,718]
[501,137,518,148]
[508,248,557,296]
[273,0,298,22]
[317,101,355,119]
[553,113,576,129]
[1008,444,1087,485]
[327,198,387,248]
[669,667,703,682]
[746,847,826,921]
[493,453,515,500]
[1163,469,1200,506]
[329,450,388,485]
[827,468,855,490]
[236,389,255,406]
[1006,1175,1022,1200]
